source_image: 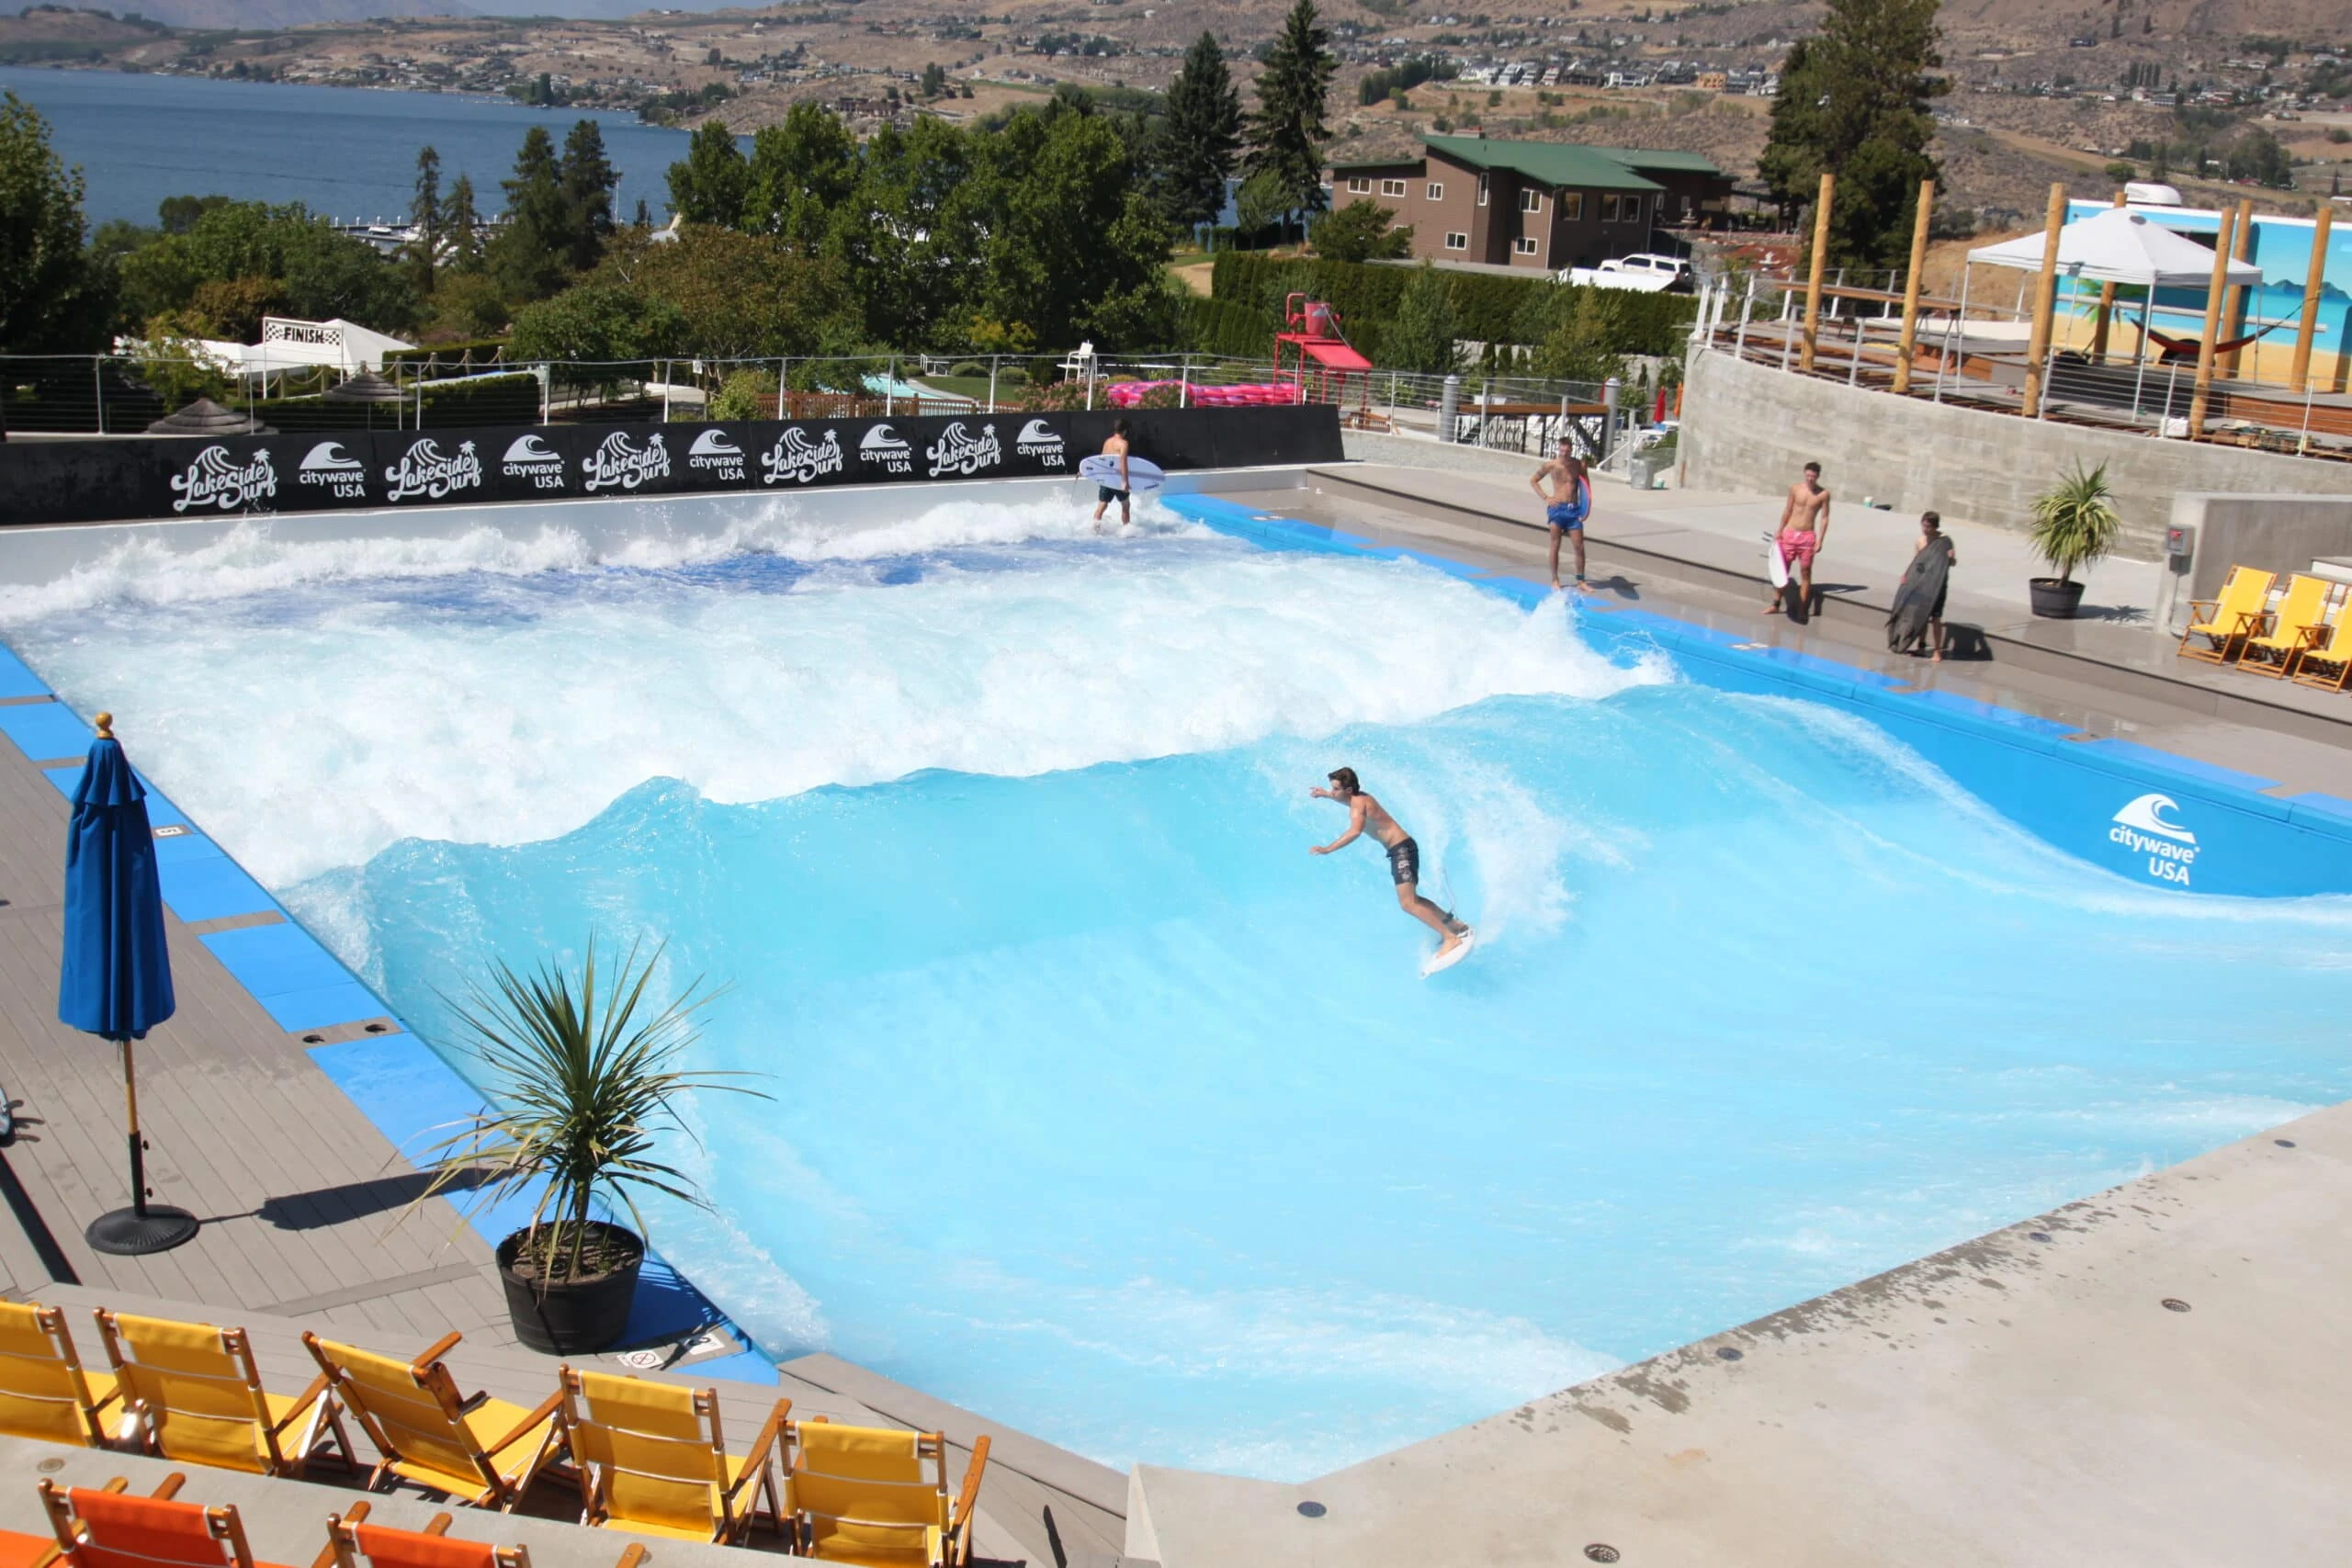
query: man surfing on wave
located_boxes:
[1311,767,1473,969]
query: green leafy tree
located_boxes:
[977,107,1170,349]
[708,367,777,420]
[115,200,414,334]
[1246,0,1337,236]
[407,144,444,299]
[1528,288,1626,384]
[492,126,575,302]
[1158,32,1244,231]
[666,118,748,227]
[1235,167,1295,238]
[742,103,857,244]
[0,90,114,352]
[595,224,861,357]
[1381,261,1462,373]
[1309,200,1411,262]
[1758,0,1947,268]
[560,118,618,271]
[508,281,687,364]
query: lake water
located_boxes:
[0,66,694,229]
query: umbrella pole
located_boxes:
[85,1035,198,1256]
[123,1038,146,1219]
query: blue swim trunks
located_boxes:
[1546,500,1588,532]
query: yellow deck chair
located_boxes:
[557,1369,786,1543]
[0,1302,121,1448]
[95,1311,345,1479]
[2177,566,2275,664]
[2290,604,2352,692]
[784,1420,989,1568]
[2238,574,2336,677]
[301,1332,563,1511]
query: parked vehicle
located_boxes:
[1560,253,1692,293]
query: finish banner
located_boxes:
[0,405,1339,527]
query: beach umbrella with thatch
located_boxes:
[58,714,197,1256]
[145,397,274,435]
[323,370,408,428]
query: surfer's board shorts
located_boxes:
[1386,836,1421,886]
[1546,500,1589,533]
[1777,527,1819,568]
[1097,485,1130,503]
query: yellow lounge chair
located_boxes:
[94,1312,345,1479]
[2177,565,2275,664]
[557,1369,786,1543]
[2291,604,2352,692]
[784,1420,989,1568]
[300,1332,563,1512]
[0,1302,121,1448]
[2238,574,2337,677]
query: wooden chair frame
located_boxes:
[94,1312,347,1480]
[301,1332,564,1512]
[2177,567,2276,665]
[556,1368,786,1544]
[39,1472,269,1568]
[2290,621,2352,692]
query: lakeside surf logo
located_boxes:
[383,437,483,502]
[296,441,368,501]
[1013,419,1067,468]
[858,423,914,475]
[582,431,671,492]
[2109,793,2199,886]
[501,434,567,491]
[926,420,1002,479]
[761,425,843,486]
[170,445,277,513]
[687,428,747,483]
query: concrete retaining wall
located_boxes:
[1679,347,2352,562]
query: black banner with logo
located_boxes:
[0,405,1339,528]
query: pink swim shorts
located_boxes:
[1777,528,1818,569]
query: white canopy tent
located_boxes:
[1963,207,2262,289]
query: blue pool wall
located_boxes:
[1160,491,2352,901]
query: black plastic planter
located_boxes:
[2029,577,2086,619]
[496,1222,644,1354]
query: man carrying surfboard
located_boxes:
[1530,439,1592,592]
[1765,461,1831,616]
[1310,767,1474,971]
[1091,419,1134,530]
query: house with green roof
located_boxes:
[1322,135,1732,271]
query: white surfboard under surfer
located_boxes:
[1309,766,1475,974]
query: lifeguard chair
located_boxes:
[1274,294,1376,420]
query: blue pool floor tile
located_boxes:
[202,921,357,997]
[0,702,96,761]
[0,647,50,700]
[160,855,282,925]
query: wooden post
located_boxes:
[2090,188,2125,362]
[2289,203,2333,393]
[2019,183,2068,420]
[2219,198,2256,377]
[1891,179,1936,395]
[2188,202,2239,443]
[1799,173,1833,374]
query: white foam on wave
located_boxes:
[7,506,1665,886]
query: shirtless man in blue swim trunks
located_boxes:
[1310,767,1470,961]
[1529,438,1592,592]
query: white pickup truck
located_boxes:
[1560,253,1692,292]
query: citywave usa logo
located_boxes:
[859,422,913,475]
[1014,418,1067,468]
[296,441,367,501]
[761,425,843,487]
[582,431,671,492]
[383,437,483,502]
[687,427,747,482]
[170,445,277,513]
[502,434,566,491]
[2109,793,2199,886]
[926,420,1001,479]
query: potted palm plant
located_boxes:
[2027,461,2122,619]
[424,938,763,1355]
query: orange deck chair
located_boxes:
[784,1419,989,1568]
[94,1312,346,1479]
[0,1303,121,1449]
[326,1506,645,1568]
[38,1474,301,1568]
[557,1368,786,1543]
[300,1333,562,1511]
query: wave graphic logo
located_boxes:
[1013,418,1065,465]
[859,421,913,474]
[2109,793,2199,886]
[170,445,277,513]
[687,426,746,479]
[501,433,566,491]
[297,440,367,499]
[688,429,741,458]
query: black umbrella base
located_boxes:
[85,1205,198,1256]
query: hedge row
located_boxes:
[1206,252,1695,355]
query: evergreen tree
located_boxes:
[559,118,617,271]
[1245,0,1336,236]
[666,118,749,227]
[407,144,444,298]
[0,90,113,352]
[1758,0,1946,269]
[1159,32,1242,232]
[444,174,483,273]
[492,125,573,302]
[1381,262,1461,374]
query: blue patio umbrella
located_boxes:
[58,712,198,1255]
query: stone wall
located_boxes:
[1679,347,2352,562]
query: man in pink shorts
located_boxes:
[1766,460,1831,615]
